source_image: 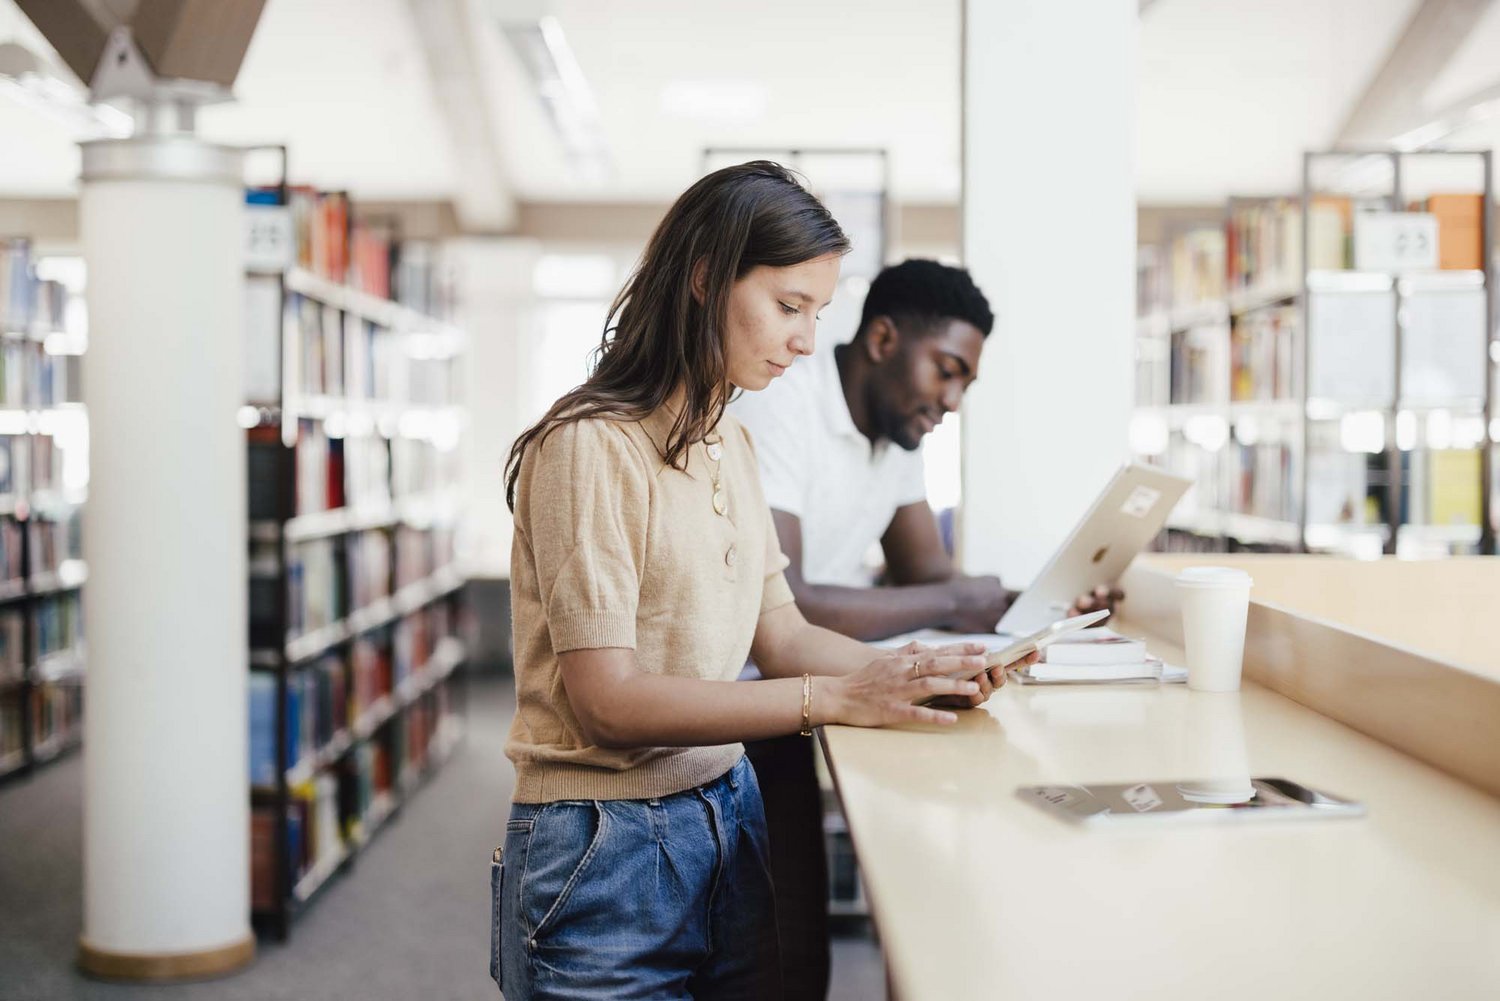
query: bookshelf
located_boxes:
[0,238,88,784]
[1299,150,1493,558]
[242,176,469,939]
[1132,155,1495,558]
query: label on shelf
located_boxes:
[246,205,295,273]
[1353,213,1439,273]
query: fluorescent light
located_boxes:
[1452,416,1486,449]
[1339,411,1384,454]
[1424,409,1452,450]
[1183,415,1228,452]
[1396,410,1417,451]
[1234,416,1260,446]
[501,16,611,181]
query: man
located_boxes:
[731,259,1109,999]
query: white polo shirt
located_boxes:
[730,344,927,588]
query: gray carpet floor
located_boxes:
[0,675,884,1000]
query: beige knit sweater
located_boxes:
[505,407,794,803]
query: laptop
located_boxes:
[995,463,1192,635]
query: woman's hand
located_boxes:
[892,640,1039,708]
[819,645,987,727]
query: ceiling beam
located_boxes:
[1336,0,1495,146]
[16,0,263,88]
[12,0,116,83]
[403,0,517,233]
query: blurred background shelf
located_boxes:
[0,236,88,786]
[1133,150,1496,558]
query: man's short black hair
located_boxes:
[856,259,994,340]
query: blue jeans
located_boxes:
[490,756,782,1000]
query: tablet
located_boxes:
[982,609,1111,672]
[1018,777,1365,826]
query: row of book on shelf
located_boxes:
[250,681,455,910]
[0,590,86,776]
[268,420,461,518]
[248,187,456,319]
[269,526,457,640]
[249,601,456,786]
[1164,438,1484,536]
[249,603,461,909]
[1151,293,1482,410]
[0,432,78,505]
[0,682,82,764]
[1,238,73,333]
[1145,192,1485,317]
[0,593,85,684]
[277,293,458,403]
[0,340,74,409]
[0,514,83,583]
[244,186,461,415]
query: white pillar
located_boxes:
[959,0,1137,586]
[78,138,252,979]
[450,237,540,579]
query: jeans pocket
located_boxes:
[524,802,611,946]
[489,847,504,990]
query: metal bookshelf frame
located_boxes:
[1299,149,1494,557]
[243,150,471,938]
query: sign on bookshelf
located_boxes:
[1353,213,1439,274]
[245,204,294,273]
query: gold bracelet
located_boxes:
[800,674,814,737]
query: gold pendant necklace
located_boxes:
[705,433,727,516]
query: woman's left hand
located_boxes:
[891,640,1037,708]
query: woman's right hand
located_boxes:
[821,650,987,728]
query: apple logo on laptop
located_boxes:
[1091,546,1108,564]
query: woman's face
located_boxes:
[722,253,842,391]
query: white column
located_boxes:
[959,0,1137,586]
[79,138,252,978]
[449,237,541,579]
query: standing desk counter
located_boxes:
[818,601,1500,1001]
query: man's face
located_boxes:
[870,317,986,451]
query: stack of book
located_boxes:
[1017,629,1184,685]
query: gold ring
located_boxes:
[912,660,922,679]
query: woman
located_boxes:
[493,161,1018,1000]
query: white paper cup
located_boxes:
[1175,566,1253,692]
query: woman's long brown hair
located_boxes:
[504,161,849,510]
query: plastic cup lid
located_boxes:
[1175,566,1253,589]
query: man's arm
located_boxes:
[774,508,1008,642]
[880,500,956,585]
